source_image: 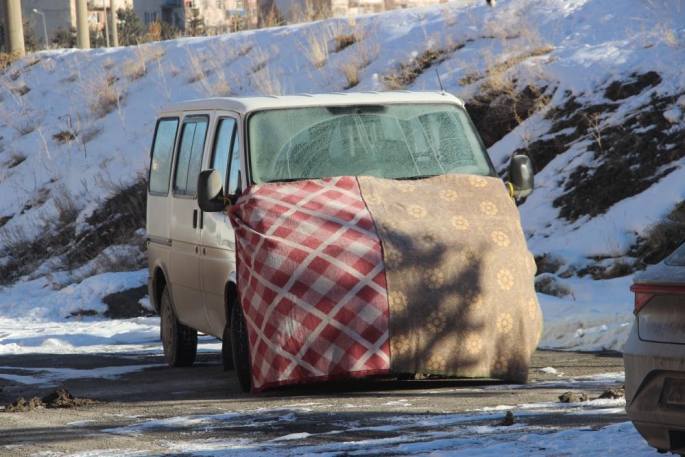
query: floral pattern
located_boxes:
[427,354,446,371]
[451,215,470,231]
[440,188,459,202]
[464,333,483,355]
[384,243,404,269]
[460,247,479,266]
[388,291,408,313]
[419,232,439,248]
[480,201,498,216]
[464,289,483,310]
[491,230,510,247]
[408,205,428,218]
[496,312,514,334]
[423,268,444,289]
[391,335,410,356]
[492,356,509,374]
[469,175,488,188]
[496,269,514,290]
[427,310,447,333]
[363,194,382,206]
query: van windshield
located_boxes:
[248,103,494,183]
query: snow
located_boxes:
[94,402,655,456]
[0,0,684,453]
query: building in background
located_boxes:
[1,0,446,48]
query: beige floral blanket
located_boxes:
[358,174,542,381]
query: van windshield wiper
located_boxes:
[396,175,439,181]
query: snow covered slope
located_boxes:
[0,0,683,353]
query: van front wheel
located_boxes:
[231,299,252,393]
[160,286,198,367]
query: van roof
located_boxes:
[158,91,465,115]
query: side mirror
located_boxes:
[508,155,534,199]
[197,169,225,212]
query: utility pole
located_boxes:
[75,0,90,49]
[2,0,26,56]
[110,0,119,47]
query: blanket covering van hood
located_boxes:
[229,174,542,392]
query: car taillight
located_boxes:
[630,283,685,316]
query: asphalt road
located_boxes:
[0,349,627,456]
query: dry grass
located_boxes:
[186,48,208,84]
[250,46,286,95]
[124,45,165,82]
[82,72,126,118]
[635,201,685,266]
[52,185,79,225]
[383,46,459,91]
[301,26,334,69]
[0,52,21,71]
[337,33,379,90]
[6,150,27,168]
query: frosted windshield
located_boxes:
[248,104,493,183]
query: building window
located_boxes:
[144,11,159,24]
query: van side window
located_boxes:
[174,116,208,196]
[149,118,179,195]
[210,118,236,190]
[227,126,241,195]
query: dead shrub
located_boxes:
[7,150,27,168]
[53,131,78,144]
[339,61,360,89]
[334,33,357,52]
[635,201,685,266]
[83,73,126,118]
[66,174,147,270]
[0,52,21,71]
[384,47,459,91]
[53,185,79,225]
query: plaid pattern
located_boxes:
[229,177,390,392]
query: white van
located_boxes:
[146,91,539,393]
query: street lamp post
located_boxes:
[32,9,48,48]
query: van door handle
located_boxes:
[193,209,198,228]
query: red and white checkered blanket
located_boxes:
[229,177,391,392]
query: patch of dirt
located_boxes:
[552,90,685,222]
[633,199,685,267]
[0,177,147,286]
[5,396,44,412]
[383,44,464,91]
[4,389,98,412]
[597,387,625,399]
[558,391,588,403]
[66,176,147,269]
[103,285,154,319]
[42,389,99,408]
[467,84,551,149]
[499,411,515,426]
[604,71,662,101]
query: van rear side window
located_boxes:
[174,116,209,196]
[149,118,179,195]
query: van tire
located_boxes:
[221,320,235,371]
[231,299,252,393]
[160,286,198,367]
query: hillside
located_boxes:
[0,0,683,353]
